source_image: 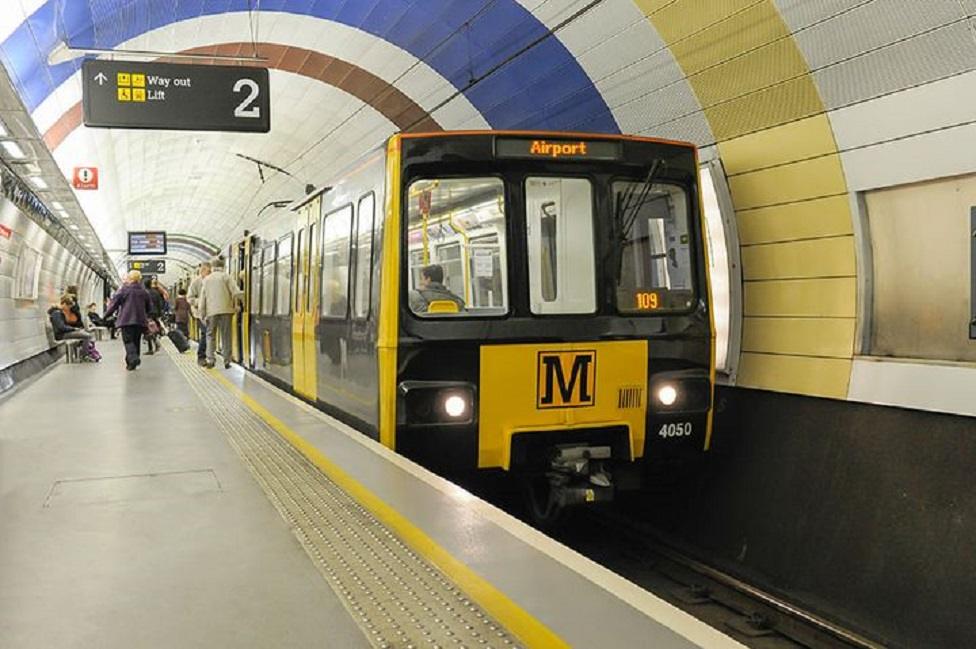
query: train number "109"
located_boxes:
[658,422,692,438]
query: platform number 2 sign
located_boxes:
[233,79,261,119]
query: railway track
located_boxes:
[554,509,887,649]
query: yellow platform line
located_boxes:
[208,369,569,649]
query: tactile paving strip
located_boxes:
[167,346,520,649]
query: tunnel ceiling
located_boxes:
[2,0,976,401]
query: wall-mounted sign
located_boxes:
[72,166,99,190]
[128,231,167,256]
[0,224,12,239]
[128,259,166,274]
[82,60,271,133]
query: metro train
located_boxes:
[218,131,715,522]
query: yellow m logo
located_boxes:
[537,351,596,408]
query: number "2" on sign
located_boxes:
[234,79,261,118]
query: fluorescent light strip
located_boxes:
[29,176,48,189]
[2,141,25,159]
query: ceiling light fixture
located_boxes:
[51,201,64,210]
[29,176,48,189]
[48,41,267,65]
[2,141,25,159]
[69,224,79,230]
[0,119,7,138]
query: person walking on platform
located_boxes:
[198,258,242,369]
[187,262,211,367]
[105,270,152,371]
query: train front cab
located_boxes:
[388,132,715,517]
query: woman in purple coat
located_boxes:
[105,270,152,371]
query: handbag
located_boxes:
[146,319,160,335]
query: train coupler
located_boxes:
[548,444,615,506]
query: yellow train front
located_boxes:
[234,131,715,522]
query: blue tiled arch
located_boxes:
[1,0,619,133]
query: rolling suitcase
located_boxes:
[165,324,191,353]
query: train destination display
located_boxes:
[82,60,270,133]
[128,231,167,256]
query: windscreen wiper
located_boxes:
[608,159,666,277]
[619,159,664,238]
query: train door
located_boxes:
[291,196,322,399]
[231,239,248,364]
[240,237,254,366]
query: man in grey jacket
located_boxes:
[186,262,211,366]
[198,258,243,368]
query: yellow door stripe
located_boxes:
[377,136,402,449]
[209,370,569,649]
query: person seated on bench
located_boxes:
[86,302,117,339]
[49,296,93,343]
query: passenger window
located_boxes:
[353,194,375,319]
[250,248,262,315]
[261,245,276,316]
[294,228,305,314]
[406,177,507,317]
[306,223,317,313]
[525,177,596,314]
[276,235,293,316]
[321,204,352,318]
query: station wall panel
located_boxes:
[727,155,847,209]
[740,236,855,281]
[864,173,976,363]
[717,114,836,174]
[736,195,853,245]
[744,278,855,318]
[742,317,855,358]
[829,69,976,152]
[736,352,852,399]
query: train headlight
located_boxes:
[399,381,476,426]
[649,372,712,413]
[443,394,468,418]
[656,384,678,407]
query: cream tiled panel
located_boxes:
[737,352,852,399]
[741,236,855,280]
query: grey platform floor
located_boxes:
[0,341,368,648]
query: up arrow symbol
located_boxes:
[94,72,107,86]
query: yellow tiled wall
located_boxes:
[639,0,857,398]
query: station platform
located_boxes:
[0,339,745,649]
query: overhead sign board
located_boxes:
[128,231,167,256]
[128,259,166,274]
[82,60,270,133]
[72,166,99,189]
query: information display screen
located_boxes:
[128,231,167,256]
[495,138,622,161]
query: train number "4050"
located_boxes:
[658,422,692,438]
